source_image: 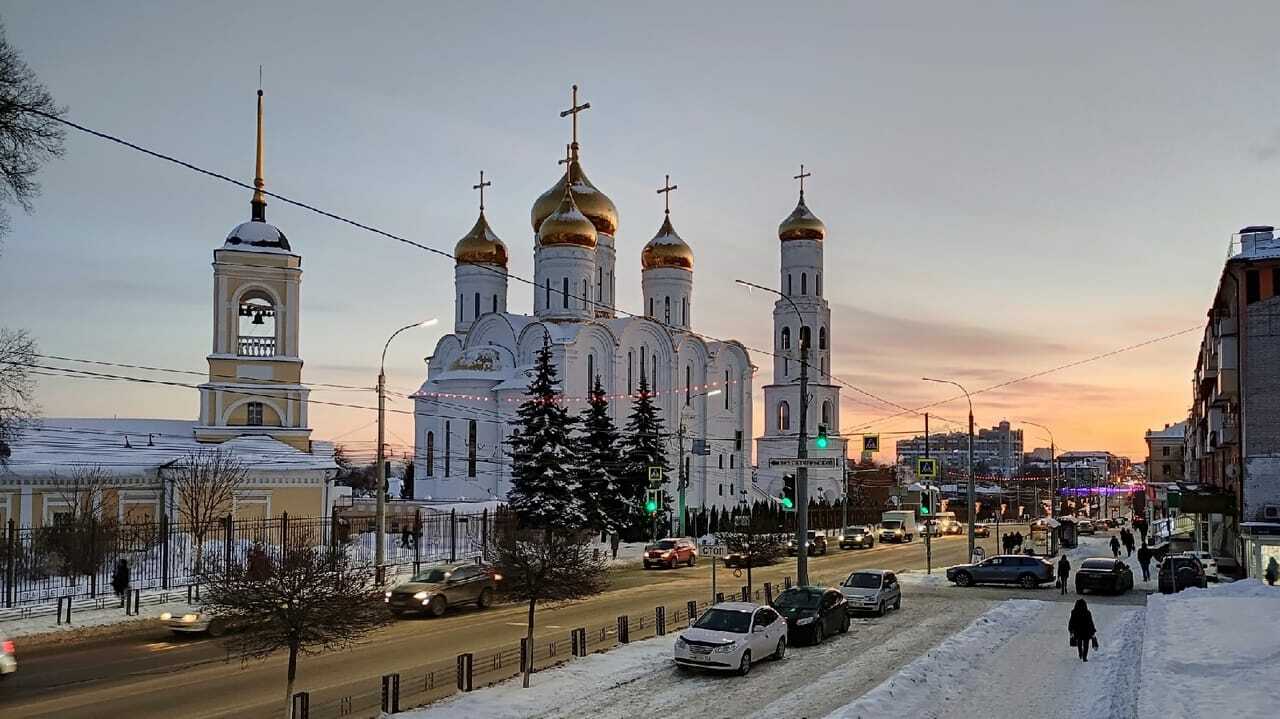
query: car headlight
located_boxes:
[413,591,429,600]
[159,612,172,621]
[895,529,903,534]
[796,616,816,626]
[181,614,199,623]
[384,591,392,598]
[713,642,738,653]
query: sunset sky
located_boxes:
[5,2,1275,464]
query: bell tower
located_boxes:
[195,90,312,451]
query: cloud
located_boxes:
[828,302,1078,360]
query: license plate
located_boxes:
[690,646,711,654]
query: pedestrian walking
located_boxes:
[1110,535,1121,558]
[1266,557,1279,587]
[1122,529,1135,557]
[399,525,412,549]
[1068,598,1098,662]
[1014,531,1023,553]
[1137,543,1153,582]
[111,558,130,607]
[1057,554,1071,595]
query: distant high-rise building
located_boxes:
[896,421,1023,478]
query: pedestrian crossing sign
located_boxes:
[863,435,880,453]
[648,466,663,487]
[917,457,938,479]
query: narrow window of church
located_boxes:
[425,432,435,476]
[444,421,452,477]
[781,327,791,350]
[247,402,263,426]
[588,354,594,390]
[719,484,723,496]
[735,430,743,451]
[641,347,647,385]
[802,273,807,295]
[685,365,691,405]
[730,454,736,469]
[562,277,569,308]
[492,295,498,313]
[719,454,724,469]
[784,357,789,375]
[816,273,822,297]
[800,326,810,350]
[822,400,831,426]
[653,355,657,384]
[610,272,615,304]
[779,401,790,431]
[467,420,477,477]
[682,297,687,326]
[820,326,827,350]
[665,296,671,325]
[457,295,462,322]
[787,274,793,295]
[583,278,589,309]
[474,292,480,320]
[597,267,603,301]
[724,370,730,408]
[648,297,653,317]
[627,352,633,394]
[544,279,550,309]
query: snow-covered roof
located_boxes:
[224,220,293,253]
[1,418,336,478]
[1146,422,1187,439]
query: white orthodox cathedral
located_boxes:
[413,89,846,510]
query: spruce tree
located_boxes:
[617,371,671,533]
[574,376,624,535]
[507,338,583,530]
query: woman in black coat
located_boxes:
[1068,598,1097,662]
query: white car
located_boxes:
[0,632,15,678]
[673,602,787,675]
[1180,551,1219,581]
[159,610,232,635]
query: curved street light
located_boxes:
[922,377,976,560]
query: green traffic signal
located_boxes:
[815,424,829,449]
[920,504,930,515]
[780,496,794,510]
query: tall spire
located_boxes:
[250,84,267,222]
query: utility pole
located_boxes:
[797,335,810,586]
[968,407,975,560]
[677,418,687,536]
[924,412,932,574]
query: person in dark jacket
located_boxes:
[1057,555,1071,594]
[1068,598,1097,662]
[1137,543,1153,582]
[1014,531,1023,552]
[111,558,130,606]
[1110,535,1121,558]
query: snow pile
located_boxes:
[400,635,672,719]
[1139,580,1280,719]
[893,570,953,589]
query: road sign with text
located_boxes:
[768,457,841,468]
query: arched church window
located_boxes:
[544,279,551,309]
[457,295,462,323]
[724,370,731,409]
[802,273,807,295]
[627,351,634,394]
[474,292,480,320]
[587,354,594,391]
[682,297,687,326]
[800,326,811,350]
[781,327,791,350]
[787,274,793,295]
[779,401,791,431]
[816,273,822,297]
[665,297,671,325]
[648,297,654,318]
[597,267,603,301]
[444,421,452,477]
[821,400,831,426]
[582,278,589,309]
[237,294,277,357]
[492,295,498,313]
[685,365,691,405]
[467,420,477,477]
[246,402,264,426]
[425,432,434,476]
[562,277,569,309]
[819,326,827,350]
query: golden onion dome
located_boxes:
[530,159,618,236]
[537,187,598,248]
[641,215,693,271]
[454,211,509,267]
[778,194,826,241]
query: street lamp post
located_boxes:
[678,388,722,536]
[922,377,975,560]
[736,279,811,586]
[376,319,438,572]
[1021,419,1056,555]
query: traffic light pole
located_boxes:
[677,418,687,536]
[796,341,810,587]
[924,412,931,575]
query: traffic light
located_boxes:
[815,425,829,450]
[780,474,796,511]
[645,489,661,514]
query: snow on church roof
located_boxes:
[224,220,293,254]
[2,418,336,478]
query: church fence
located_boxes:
[0,509,499,608]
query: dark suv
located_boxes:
[771,586,849,645]
[946,555,1055,589]
[1158,555,1207,594]
[787,530,828,556]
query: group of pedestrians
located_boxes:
[1001,531,1025,554]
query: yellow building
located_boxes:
[0,90,336,528]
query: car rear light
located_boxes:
[2,640,14,654]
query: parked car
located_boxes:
[159,610,237,636]
[923,519,942,537]
[839,525,876,550]
[1074,558,1134,595]
[1076,520,1096,535]
[673,602,787,675]
[771,586,849,644]
[973,523,991,538]
[839,569,901,616]
[385,562,500,617]
[0,632,15,679]
[644,538,698,569]
[1159,555,1208,594]
[787,530,828,556]
[946,555,1055,589]
[1180,551,1220,581]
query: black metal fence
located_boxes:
[1,509,498,607]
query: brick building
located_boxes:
[1145,422,1186,483]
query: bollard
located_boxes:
[291,691,310,719]
[655,606,666,636]
[128,588,141,616]
[520,637,531,673]
[56,596,71,625]
[784,576,792,589]
[715,592,724,603]
[381,673,400,713]
[456,652,474,692]
[686,600,698,626]
[571,627,587,657]
[741,586,749,602]
[617,615,630,644]
[764,582,773,605]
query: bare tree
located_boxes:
[170,448,248,573]
[199,541,390,719]
[43,466,117,578]
[0,21,65,238]
[485,527,608,688]
[0,327,36,462]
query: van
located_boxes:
[879,510,917,543]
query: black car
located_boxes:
[839,525,875,549]
[1158,555,1207,594]
[786,530,828,556]
[771,586,849,645]
[1074,557,1134,595]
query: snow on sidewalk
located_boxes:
[826,598,1144,719]
[1139,579,1280,719]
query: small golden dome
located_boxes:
[454,211,509,267]
[778,195,826,241]
[537,187,598,248]
[531,159,618,236]
[641,215,694,271]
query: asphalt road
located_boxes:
[0,533,1008,718]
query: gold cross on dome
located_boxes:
[472,170,491,211]
[794,164,812,196]
[656,174,678,215]
[559,84,590,157]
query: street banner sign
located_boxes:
[917,457,939,479]
[768,457,841,468]
[648,466,663,486]
[699,543,726,557]
[863,435,880,452]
